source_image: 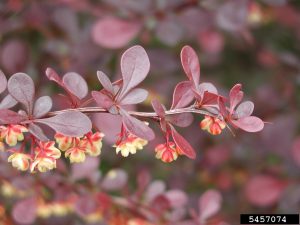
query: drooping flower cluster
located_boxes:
[114,133,148,157]
[155,142,181,163]
[200,116,226,135]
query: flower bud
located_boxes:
[54,133,76,151]
[155,142,179,163]
[30,157,56,173]
[82,132,104,157]
[8,152,31,171]
[0,125,28,146]
[65,138,86,163]
[200,116,226,135]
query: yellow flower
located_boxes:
[30,157,57,173]
[82,132,104,157]
[200,115,226,135]
[65,138,86,163]
[0,125,28,146]
[36,141,61,159]
[155,142,179,163]
[54,133,77,151]
[114,134,147,157]
[8,152,31,171]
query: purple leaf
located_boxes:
[235,101,254,118]
[171,127,196,159]
[0,70,7,94]
[0,109,26,124]
[92,17,141,49]
[91,91,114,109]
[199,190,222,223]
[33,96,52,118]
[180,46,200,86]
[171,81,194,109]
[101,169,128,191]
[167,113,193,128]
[45,67,62,85]
[151,99,166,118]
[218,97,228,118]
[97,71,114,94]
[200,91,220,105]
[12,197,37,224]
[119,45,150,99]
[8,73,35,114]
[36,111,92,136]
[232,116,264,132]
[145,180,166,203]
[120,109,155,141]
[0,94,18,109]
[119,88,148,105]
[72,157,100,181]
[198,82,218,95]
[63,72,88,100]
[229,84,244,112]
[165,190,188,209]
[28,123,49,141]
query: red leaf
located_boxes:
[180,46,200,86]
[0,109,26,124]
[91,91,114,109]
[119,45,150,99]
[198,82,218,95]
[7,73,35,114]
[165,189,188,209]
[145,180,166,203]
[167,113,193,128]
[201,91,219,105]
[92,17,141,49]
[151,99,166,118]
[171,81,194,109]
[232,116,264,132]
[63,72,88,100]
[0,94,18,109]
[245,175,286,206]
[45,67,62,85]
[229,84,244,112]
[171,127,196,159]
[0,70,7,94]
[97,71,114,94]
[28,123,49,141]
[120,109,155,141]
[33,96,52,118]
[198,190,222,222]
[119,88,148,105]
[36,111,92,137]
[12,197,37,224]
[234,101,254,118]
[218,97,228,118]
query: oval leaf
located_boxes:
[171,81,194,109]
[33,96,52,118]
[92,17,141,49]
[36,111,92,136]
[63,72,88,99]
[28,123,49,141]
[0,109,26,124]
[0,70,7,94]
[0,94,18,109]
[232,116,264,132]
[119,45,150,99]
[151,99,166,118]
[119,88,148,105]
[167,113,193,128]
[171,127,196,159]
[199,190,222,222]
[235,101,254,118]
[97,71,114,94]
[92,91,114,109]
[229,84,244,112]
[165,190,188,209]
[8,73,35,114]
[180,46,200,86]
[45,67,62,85]
[120,109,154,141]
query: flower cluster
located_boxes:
[114,133,148,157]
[155,142,181,163]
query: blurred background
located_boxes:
[0,0,300,224]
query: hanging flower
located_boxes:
[114,133,148,157]
[8,152,31,171]
[30,141,61,173]
[0,125,28,146]
[81,132,104,156]
[54,133,77,151]
[200,115,226,135]
[65,138,87,163]
[155,142,179,163]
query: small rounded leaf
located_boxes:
[199,190,222,222]
[8,73,35,114]
[63,72,88,99]
[0,70,7,94]
[0,94,18,109]
[33,96,52,118]
[235,101,254,118]
[233,116,264,132]
[12,198,37,224]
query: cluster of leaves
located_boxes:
[0,45,264,172]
